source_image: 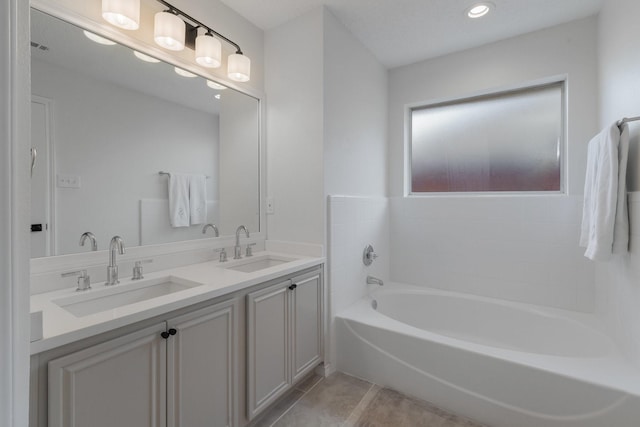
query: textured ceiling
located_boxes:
[220,0,604,68]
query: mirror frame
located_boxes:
[30,0,266,277]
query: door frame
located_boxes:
[0,0,31,426]
[31,95,56,256]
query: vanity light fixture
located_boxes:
[206,80,227,90]
[467,2,493,18]
[101,0,252,82]
[102,0,140,30]
[83,30,117,45]
[174,67,197,78]
[133,50,160,63]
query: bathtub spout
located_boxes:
[367,275,384,286]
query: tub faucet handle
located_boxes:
[363,244,378,266]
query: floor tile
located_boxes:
[272,373,372,427]
[252,389,305,427]
[295,373,324,393]
[353,388,487,427]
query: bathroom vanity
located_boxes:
[29,254,324,427]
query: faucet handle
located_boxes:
[61,269,91,291]
[246,243,256,257]
[132,259,153,281]
[215,248,228,263]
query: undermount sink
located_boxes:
[224,254,296,273]
[53,276,204,317]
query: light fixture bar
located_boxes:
[155,0,243,54]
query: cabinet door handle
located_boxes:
[288,284,297,290]
[168,328,177,336]
[161,331,170,339]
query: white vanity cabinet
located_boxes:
[48,323,168,427]
[47,298,239,427]
[167,301,238,427]
[246,269,323,420]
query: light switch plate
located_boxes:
[57,174,81,188]
[266,197,275,214]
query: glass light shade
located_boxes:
[102,0,140,30]
[154,11,185,51]
[206,80,227,90]
[227,53,251,82]
[83,30,116,46]
[133,51,160,63]
[174,67,197,78]
[195,34,222,68]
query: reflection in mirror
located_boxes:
[30,9,260,258]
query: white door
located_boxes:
[246,281,291,420]
[30,96,53,257]
[48,323,167,427]
[167,299,239,427]
[291,271,323,383]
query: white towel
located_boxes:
[189,174,207,225]
[579,122,629,261]
[168,173,190,227]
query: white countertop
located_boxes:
[30,251,324,354]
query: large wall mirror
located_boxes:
[30,8,260,258]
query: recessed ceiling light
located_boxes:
[467,2,493,19]
[214,94,221,100]
[174,67,197,78]
[133,51,160,63]
[206,80,227,90]
[83,30,116,45]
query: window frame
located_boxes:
[404,77,567,197]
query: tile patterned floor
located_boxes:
[252,372,488,427]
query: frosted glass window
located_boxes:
[410,83,563,193]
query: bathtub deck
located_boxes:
[253,372,487,427]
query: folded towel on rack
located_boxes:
[579,122,629,261]
[168,173,190,227]
[189,174,207,225]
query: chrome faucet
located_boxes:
[106,236,125,286]
[79,231,98,251]
[234,225,250,259]
[202,223,219,237]
[366,275,384,286]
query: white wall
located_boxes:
[323,9,388,197]
[266,9,389,373]
[32,59,220,255]
[595,0,640,366]
[322,9,389,371]
[328,196,389,363]
[388,18,599,311]
[0,0,31,425]
[36,0,265,93]
[265,8,325,245]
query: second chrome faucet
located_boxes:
[234,225,250,259]
[106,236,125,286]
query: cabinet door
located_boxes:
[48,323,167,427]
[167,298,238,427]
[291,271,323,383]
[246,281,291,420]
